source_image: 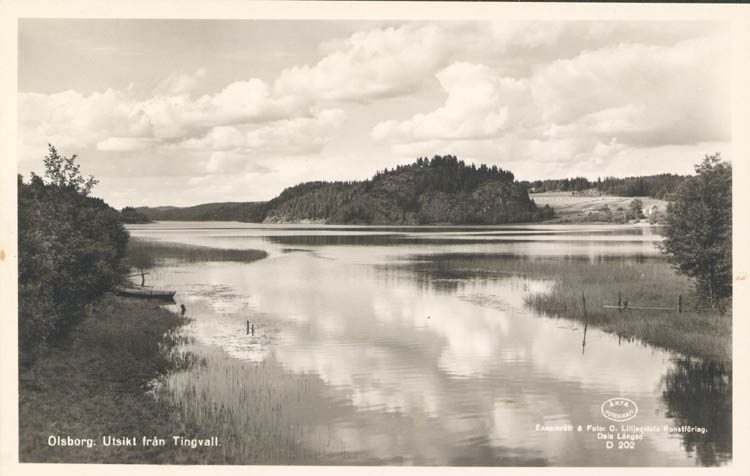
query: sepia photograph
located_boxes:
[2,1,749,473]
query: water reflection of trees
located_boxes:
[660,357,732,466]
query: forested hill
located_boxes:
[137,155,554,225]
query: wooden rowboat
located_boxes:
[115,286,176,300]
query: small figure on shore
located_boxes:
[180,304,186,317]
[623,299,629,310]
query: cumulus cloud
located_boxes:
[18,20,731,206]
[373,62,529,141]
[243,108,346,155]
[20,75,329,161]
[273,24,452,102]
[531,34,730,145]
[373,32,730,171]
[180,125,247,152]
[20,88,134,150]
[271,21,724,105]
[176,108,347,173]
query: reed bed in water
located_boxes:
[404,254,731,362]
[517,258,731,363]
[163,345,339,464]
[124,238,267,269]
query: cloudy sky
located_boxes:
[18,19,730,208]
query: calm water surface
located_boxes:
[127,222,731,466]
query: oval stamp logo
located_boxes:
[601,397,638,422]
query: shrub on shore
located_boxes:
[18,145,128,361]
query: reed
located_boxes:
[404,253,731,362]
[123,238,267,269]
[517,257,731,362]
[163,345,334,464]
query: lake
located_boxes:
[126,222,731,466]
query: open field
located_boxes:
[531,191,668,223]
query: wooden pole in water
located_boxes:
[246,320,250,335]
[678,295,682,314]
[618,291,622,313]
[582,290,587,320]
[581,290,588,355]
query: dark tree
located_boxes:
[660,154,731,308]
[42,144,98,195]
[628,198,644,220]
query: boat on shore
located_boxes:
[115,285,176,300]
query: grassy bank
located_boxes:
[18,295,215,464]
[519,258,731,363]
[406,254,731,363]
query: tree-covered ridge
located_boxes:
[138,155,553,225]
[263,155,552,224]
[523,173,688,199]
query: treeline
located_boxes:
[376,155,516,193]
[140,155,551,225]
[136,202,267,222]
[18,146,128,362]
[523,173,687,199]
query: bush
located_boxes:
[18,146,129,360]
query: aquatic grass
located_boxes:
[163,345,337,464]
[123,238,267,269]
[402,254,731,362]
[515,258,731,362]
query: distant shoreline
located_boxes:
[131,190,667,226]
[128,219,660,227]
